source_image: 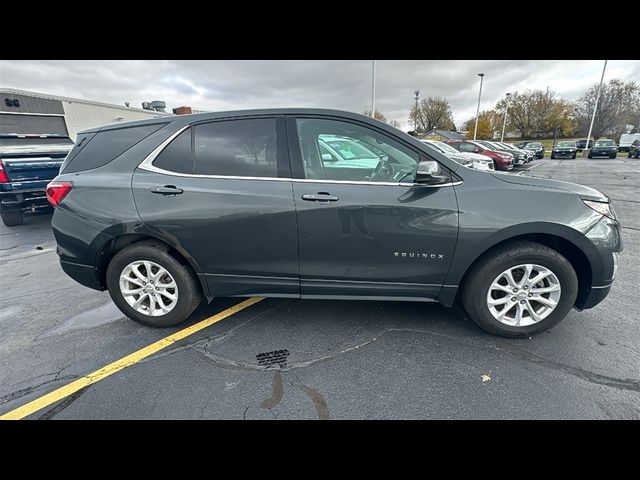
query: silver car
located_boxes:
[422,140,494,170]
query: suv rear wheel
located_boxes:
[1,210,24,227]
[461,240,578,337]
[106,241,202,327]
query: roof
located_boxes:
[80,108,393,133]
[420,129,466,140]
[0,88,172,116]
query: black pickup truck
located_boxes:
[0,133,73,226]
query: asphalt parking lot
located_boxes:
[1,157,639,419]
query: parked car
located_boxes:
[47,109,621,337]
[421,139,494,170]
[446,140,514,171]
[575,139,594,152]
[494,141,534,163]
[522,142,545,159]
[514,141,530,149]
[618,133,640,153]
[551,141,578,159]
[0,133,73,226]
[627,139,640,159]
[588,139,618,159]
[476,140,528,166]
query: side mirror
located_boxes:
[415,160,449,185]
[321,153,335,162]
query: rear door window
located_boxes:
[153,128,193,174]
[194,118,277,177]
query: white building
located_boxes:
[1,88,172,140]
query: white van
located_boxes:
[619,133,640,152]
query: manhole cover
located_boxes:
[256,349,290,369]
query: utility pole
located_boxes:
[501,92,511,142]
[586,60,608,151]
[371,60,376,118]
[473,73,485,140]
[414,90,420,135]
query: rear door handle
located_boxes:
[150,185,183,195]
[301,193,339,202]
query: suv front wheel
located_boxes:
[461,240,578,337]
[106,241,202,327]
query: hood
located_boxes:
[491,172,609,202]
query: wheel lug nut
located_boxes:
[142,282,146,286]
[155,287,159,291]
[520,300,525,304]
[528,293,533,297]
[511,297,516,301]
[513,288,518,293]
[524,285,528,290]
[143,289,147,293]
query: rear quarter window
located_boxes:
[153,128,194,174]
[62,123,167,174]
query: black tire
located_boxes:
[610,154,616,159]
[1,210,24,227]
[106,240,202,327]
[572,153,576,159]
[460,240,578,337]
[550,154,555,159]
[493,160,499,170]
[588,153,593,159]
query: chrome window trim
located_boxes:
[137,125,462,188]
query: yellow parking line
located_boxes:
[0,297,264,420]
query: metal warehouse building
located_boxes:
[1,88,172,140]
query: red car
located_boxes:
[446,140,514,171]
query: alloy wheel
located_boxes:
[119,260,179,316]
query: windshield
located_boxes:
[557,141,576,148]
[428,140,460,155]
[595,140,614,146]
[525,143,542,149]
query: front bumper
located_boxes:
[576,284,612,310]
[552,150,576,157]
[591,149,617,156]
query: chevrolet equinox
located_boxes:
[48,110,622,337]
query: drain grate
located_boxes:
[256,349,290,369]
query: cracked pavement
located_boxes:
[0,158,638,419]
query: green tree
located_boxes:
[388,119,402,129]
[409,96,455,133]
[573,79,640,139]
[362,110,388,122]
[496,88,571,139]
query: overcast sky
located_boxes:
[2,60,638,130]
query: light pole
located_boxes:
[500,92,511,142]
[414,90,420,135]
[473,73,485,140]
[586,60,608,151]
[371,60,376,118]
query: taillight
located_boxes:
[0,159,8,183]
[46,181,73,207]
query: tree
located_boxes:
[362,110,388,122]
[388,119,402,129]
[409,96,455,133]
[464,111,493,139]
[573,79,640,139]
[496,88,572,139]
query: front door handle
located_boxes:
[150,185,184,195]
[301,193,339,202]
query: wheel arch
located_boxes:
[442,223,595,308]
[94,232,211,298]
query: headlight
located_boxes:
[583,199,616,219]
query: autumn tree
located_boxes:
[497,88,572,139]
[362,110,388,122]
[409,96,455,133]
[573,79,640,139]
[464,111,493,139]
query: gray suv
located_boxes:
[47,109,622,337]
